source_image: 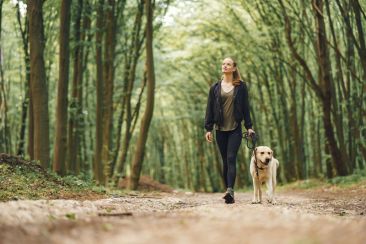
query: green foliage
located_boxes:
[279,179,327,190]
[278,169,366,191]
[0,161,106,201]
[328,169,366,186]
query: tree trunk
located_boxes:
[129,0,155,190]
[78,0,92,172]
[53,0,72,175]
[28,90,34,159]
[15,4,30,157]
[312,100,323,177]
[28,0,50,169]
[0,0,8,153]
[68,0,83,174]
[325,0,354,171]
[313,0,349,176]
[113,1,144,179]
[94,0,105,183]
[101,0,117,185]
[351,0,366,80]
[351,0,366,170]
[288,67,302,179]
[0,0,12,154]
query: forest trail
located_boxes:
[1,188,366,244]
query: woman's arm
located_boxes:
[242,82,253,130]
[204,85,215,132]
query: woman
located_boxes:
[204,57,255,204]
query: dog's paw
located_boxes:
[251,200,261,204]
[267,198,277,205]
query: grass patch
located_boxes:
[0,154,107,201]
[278,179,328,191]
[278,168,366,191]
[327,168,366,186]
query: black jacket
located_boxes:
[204,80,253,132]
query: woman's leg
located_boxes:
[226,126,242,188]
[215,130,229,188]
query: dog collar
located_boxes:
[257,165,265,170]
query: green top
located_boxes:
[216,87,237,131]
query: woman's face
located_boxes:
[221,58,236,74]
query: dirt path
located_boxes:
[1,189,366,244]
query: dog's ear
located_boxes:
[271,149,274,157]
[252,147,257,157]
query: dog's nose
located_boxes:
[265,158,270,163]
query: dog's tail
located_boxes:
[272,159,279,191]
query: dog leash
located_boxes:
[242,131,259,150]
[243,131,261,177]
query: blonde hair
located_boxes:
[221,57,241,86]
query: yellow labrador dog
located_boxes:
[250,146,279,204]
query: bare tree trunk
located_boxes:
[28,90,34,159]
[129,0,155,190]
[114,67,146,179]
[26,2,34,159]
[68,0,83,174]
[94,0,105,183]
[53,0,72,175]
[351,0,366,170]
[313,0,349,176]
[113,1,144,180]
[28,0,50,168]
[78,2,93,172]
[101,0,118,185]
[0,0,7,153]
[78,0,92,172]
[288,67,302,179]
[325,0,354,171]
[15,4,30,157]
[350,0,366,79]
[311,100,323,177]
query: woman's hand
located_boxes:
[247,128,255,136]
[205,131,213,142]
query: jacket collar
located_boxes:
[215,80,242,97]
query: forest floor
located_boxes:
[1,153,366,244]
[1,184,366,244]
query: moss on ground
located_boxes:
[0,153,107,201]
[277,168,366,192]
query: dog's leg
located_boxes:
[252,177,259,204]
[271,161,278,204]
[266,179,274,204]
[258,182,262,203]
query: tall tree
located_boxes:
[113,0,144,181]
[129,0,156,190]
[68,0,84,174]
[15,2,30,157]
[53,0,72,175]
[94,0,105,183]
[312,0,349,175]
[27,0,50,168]
[101,0,117,185]
[0,0,8,153]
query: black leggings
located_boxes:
[216,125,242,189]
